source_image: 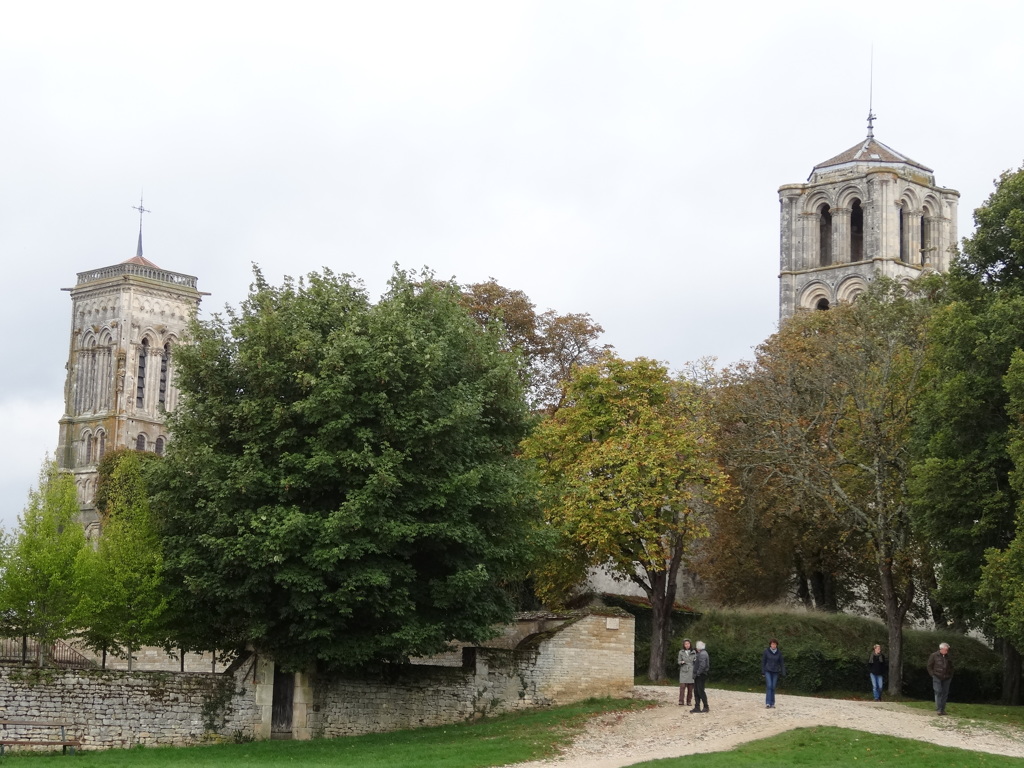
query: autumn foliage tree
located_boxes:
[715,283,931,694]
[522,355,730,681]
[460,279,608,413]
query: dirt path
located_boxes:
[502,686,1024,768]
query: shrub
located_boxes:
[605,597,1002,702]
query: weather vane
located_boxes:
[132,192,150,258]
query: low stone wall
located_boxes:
[0,609,634,751]
[0,654,262,750]
[307,612,635,738]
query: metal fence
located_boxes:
[0,637,97,669]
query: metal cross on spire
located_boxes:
[132,193,150,259]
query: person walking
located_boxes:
[868,644,886,701]
[677,639,696,707]
[761,638,786,708]
[691,640,710,714]
[927,642,954,715]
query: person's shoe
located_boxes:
[766,705,771,708]
[701,709,710,714]
[689,708,701,713]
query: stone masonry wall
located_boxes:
[0,654,263,751]
[308,611,635,738]
[0,610,633,751]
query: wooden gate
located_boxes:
[270,666,294,739]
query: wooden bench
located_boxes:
[0,720,81,755]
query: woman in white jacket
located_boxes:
[677,639,696,706]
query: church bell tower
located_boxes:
[778,115,959,318]
[56,208,203,535]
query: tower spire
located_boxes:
[867,45,876,139]
[132,192,150,258]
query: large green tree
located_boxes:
[522,355,729,681]
[717,284,930,694]
[912,165,1024,703]
[151,268,539,671]
[0,460,86,664]
[978,349,1024,662]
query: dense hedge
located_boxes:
[603,597,1003,703]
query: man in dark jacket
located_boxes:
[926,642,954,715]
[690,641,710,714]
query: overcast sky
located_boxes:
[2,1,1022,527]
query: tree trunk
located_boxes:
[1000,640,1022,705]
[809,571,839,612]
[644,556,681,682]
[921,561,947,628]
[795,569,812,609]
[647,570,670,681]
[878,556,913,697]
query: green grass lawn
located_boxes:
[628,726,1024,767]
[0,697,650,767]
[4,694,1024,767]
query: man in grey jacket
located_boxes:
[926,642,954,715]
[690,640,710,713]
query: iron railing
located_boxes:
[0,637,97,669]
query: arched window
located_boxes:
[98,430,106,460]
[85,432,93,464]
[850,199,864,262]
[136,339,149,408]
[921,215,932,265]
[155,437,165,456]
[816,298,831,311]
[136,434,147,451]
[158,343,171,408]
[899,205,909,263]
[819,204,832,266]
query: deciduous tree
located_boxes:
[75,450,167,669]
[151,268,539,671]
[460,280,608,413]
[911,165,1024,703]
[522,355,729,681]
[716,284,930,694]
[0,460,86,664]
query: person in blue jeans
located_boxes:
[868,644,886,701]
[761,638,786,708]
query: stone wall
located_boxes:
[0,610,633,751]
[307,612,634,738]
[0,653,262,750]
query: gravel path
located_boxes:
[502,686,1024,768]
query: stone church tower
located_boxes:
[778,117,959,318]
[56,247,202,536]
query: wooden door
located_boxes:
[271,666,294,739]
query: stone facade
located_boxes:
[779,122,959,318]
[55,257,203,534]
[0,611,634,752]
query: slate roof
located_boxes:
[813,137,933,174]
[123,254,161,269]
